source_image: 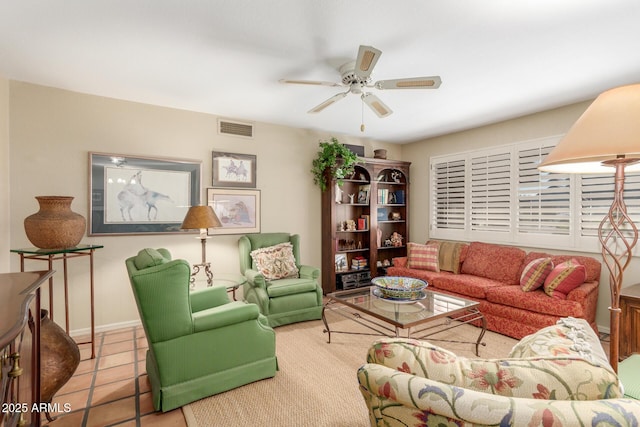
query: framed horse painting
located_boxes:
[89,152,201,235]
[212,151,257,188]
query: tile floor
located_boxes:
[45,326,187,427]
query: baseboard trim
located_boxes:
[69,319,142,338]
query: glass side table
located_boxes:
[210,273,247,301]
[11,244,104,359]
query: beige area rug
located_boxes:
[183,310,518,427]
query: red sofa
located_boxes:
[387,241,601,339]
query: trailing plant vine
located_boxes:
[311,137,361,191]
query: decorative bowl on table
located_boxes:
[371,276,428,301]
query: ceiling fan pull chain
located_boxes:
[361,96,365,132]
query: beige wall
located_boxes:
[6,80,634,333]
[0,76,9,272]
[7,81,399,334]
[403,102,640,330]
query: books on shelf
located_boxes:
[357,214,369,230]
[351,256,368,270]
[377,189,405,204]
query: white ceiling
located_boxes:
[2,0,640,144]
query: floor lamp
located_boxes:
[539,84,640,373]
[180,205,222,287]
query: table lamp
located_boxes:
[539,83,640,372]
[180,205,222,287]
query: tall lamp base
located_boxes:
[189,236,213,289]
[190,262,213,288]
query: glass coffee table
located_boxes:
[323,285,486,356]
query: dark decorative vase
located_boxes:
[24,196,86,249]
[38,309,81,404]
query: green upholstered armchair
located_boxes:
[238,233,323,327]
[125,248,277,412]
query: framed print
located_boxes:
[207,188,260,235]
[89,152,201,235]
[212,151,256,188]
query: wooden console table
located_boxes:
[1,270,54,427]
[10,244,103,359]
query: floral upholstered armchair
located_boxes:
[358,317,640,426]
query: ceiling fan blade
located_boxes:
[279,79,343,87]
[361,93,393,118]
[308,92,348,114]
[354,45,382,80]
[374,76,442,90]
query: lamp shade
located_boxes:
[539,83,640,174]
[180,206,221,230]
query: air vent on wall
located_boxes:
[218,119,254,139]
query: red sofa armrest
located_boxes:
[566,280,599,326]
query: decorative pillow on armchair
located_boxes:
[250,242,299,280]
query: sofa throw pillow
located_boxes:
[250,242,299,280]
[520,258,553,292]
[427,240,466,273]
[543,259,586,299]
[407,242,440,272]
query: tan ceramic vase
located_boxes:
[37,309,81,404]
[24,196,86,249]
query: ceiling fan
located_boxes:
[280,45,442,118]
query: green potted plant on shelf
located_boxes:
[311,137,361,191]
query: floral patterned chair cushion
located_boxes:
[358,317,636,427]
[357,364,639,427]
[367,336,622,401]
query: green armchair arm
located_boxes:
[298,264,319,279]
[192,301,260,332]
[190,286,230,313]
[244,269,267,289]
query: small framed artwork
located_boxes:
[212,151,256,188]
[207,188,260,235]
[89,152,201,235]
[335,254,348,272]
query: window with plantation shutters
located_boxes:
[517,143,571,239]
[470,151,512,234]
[580,172,640,240]
[429,135,638,254]
[431,159,466,234]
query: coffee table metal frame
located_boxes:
[322,286,487,356]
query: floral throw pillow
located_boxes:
[407,242,440,272]
[543,258,586,299]
[250,242,299,280]
[520,257,553,292]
